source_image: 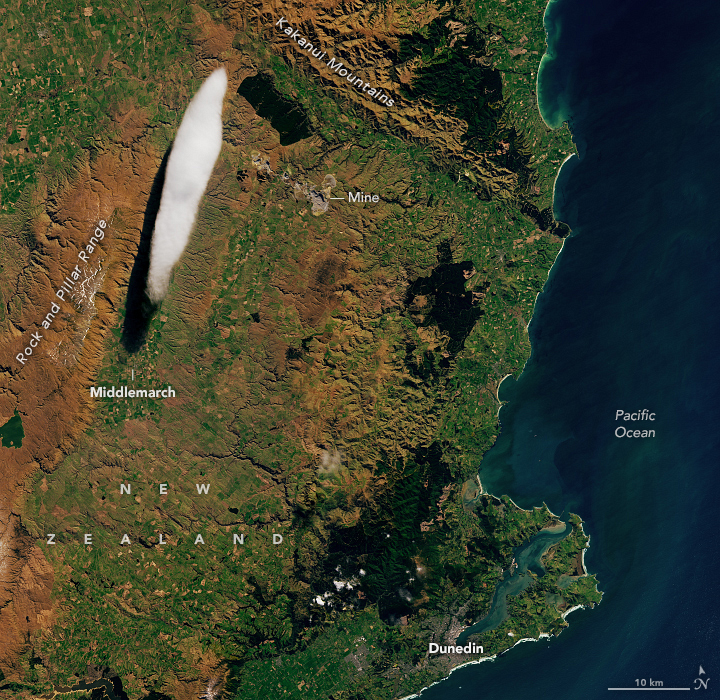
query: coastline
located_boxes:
[398,519,600,700]
[448,3,597,689]
[495,373,512,417]
[536,0,568,129]
[397,633,558,700]
[498,149,577,402]
[398,603,595,700]
[561,604,585,620]
[494,0,579,413]
[396,653,498,700]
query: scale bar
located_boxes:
[607,689,690,691]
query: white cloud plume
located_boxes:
[146,67,227,304]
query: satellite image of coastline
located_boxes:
[0,0,717,698]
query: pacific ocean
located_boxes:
[419,0,720,696]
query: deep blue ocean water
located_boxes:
[420,0,720,697]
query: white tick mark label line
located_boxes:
[331,192,380,202]
[607,689,690,691]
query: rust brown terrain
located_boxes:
[0,11,249,669]
[0,144,159,669]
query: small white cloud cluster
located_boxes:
[333,578,355,591]
[146,67,227,304]
[313,572,362,606]
[314,592,333,606]
[199,677,222,700]
[398,588,413,602]
[318,447,344,475]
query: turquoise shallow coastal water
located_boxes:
[456,523,572,642]
[420,0,720,697]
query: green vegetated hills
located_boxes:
[0,0,197,215]
[9,0,602,698]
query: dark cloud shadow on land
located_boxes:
[121,148,170,353]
